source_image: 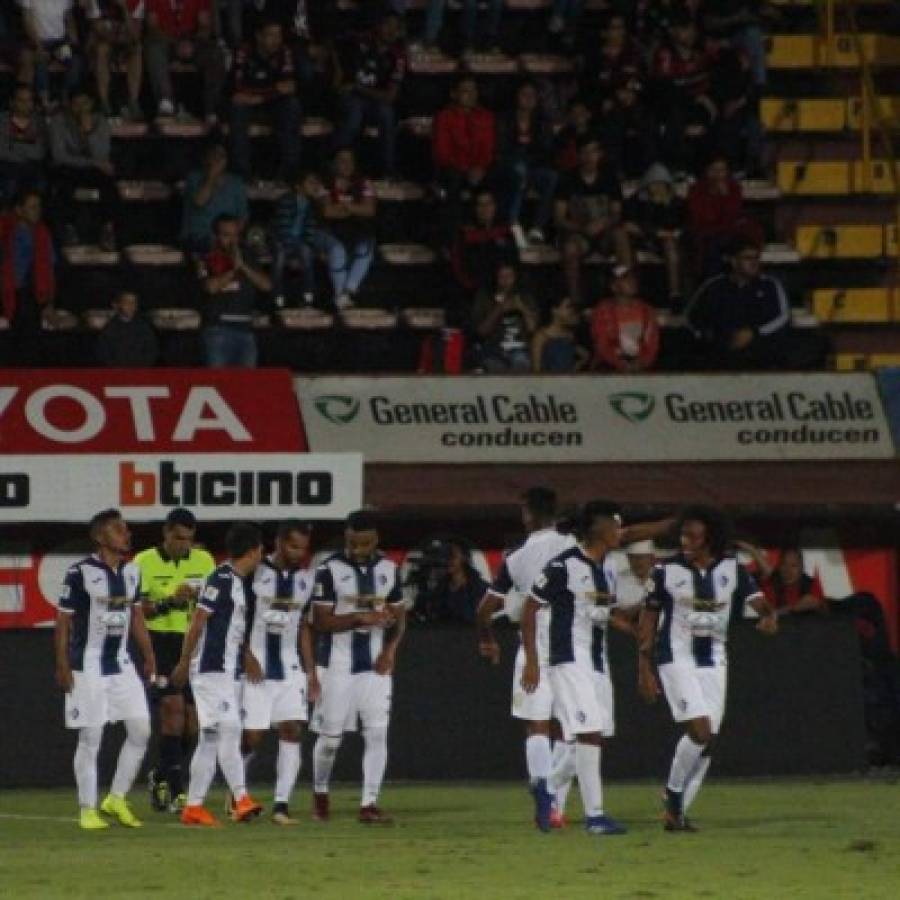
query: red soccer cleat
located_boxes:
[181,805,222,827]
[549,809,569,829]
[312,792,330,822]
[358,804,393,825]
[230,794,263,823]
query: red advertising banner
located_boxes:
[0,369,306,453]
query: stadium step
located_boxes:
[777,160,900,195]
[796,224,886,258]
[761,99,847,133]
[835,351,900,370]
[767,34,900,69]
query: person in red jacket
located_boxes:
[450,188,518,295]
[432,75,496,245]
[591,265,659,372]
[0,188,57,366]
[686,152,763,277]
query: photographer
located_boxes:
[413,538,489,625]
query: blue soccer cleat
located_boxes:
[584,814,628,835]
[530,778,553,833]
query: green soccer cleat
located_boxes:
[100,794,143,828]
[79,808,110,830]
[168,793,187,814]
[148,768,170,812]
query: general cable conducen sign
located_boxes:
[0,454,362,522]
[294,375,895,463]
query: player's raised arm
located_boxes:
[621,516,676,545]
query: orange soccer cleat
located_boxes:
[230,794,263,823]
[180,805,222,827]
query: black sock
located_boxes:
[273,802,289,815]
[160,735,183,795]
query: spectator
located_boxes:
[181,142,248,255]
[0,84,47,205]
[272,167,348,307]
[229,18,301,180]
[623,162,685,305]
[84,0,143,119]
[196,214,271,367]
[320,147,376,310]
[0,188,57,365]
[332,10,406,178]
[739,544,826,617]
[470,262,538,373]
[48,89,118,249]
[554,135,628,305]
[703,0,768,89]
[603,75,659,180]
[686,152,763,277]
[591,264,660,372]
[554,96,596,173]
[432,75,495,245]
[422,0,503,55]
[497,79,558,246]
[414,538,488,625]
[144,0,225,123]
[531,294,589,373]
[451,188,518,295]
[584,12,644,113]
[651,9,718,175]
[685,238,827,370]
[548,0,583,45]
[95,289,159,366]
[18,0,84,107]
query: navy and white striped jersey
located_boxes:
[247,557,315,680]
[192,563,250,677]
[531,546,619,673]
[58,556,142,676]
[312,553,403,675]
[647,555,763,667]
[491,528,576,665]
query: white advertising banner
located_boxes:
[0,453,363,521]
[295,375,895,463]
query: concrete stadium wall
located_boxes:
[0,618,865,788]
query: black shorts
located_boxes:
[150,631,192,702]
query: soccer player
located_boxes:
[638,505,778,831]
[135,508,215,813]
[476,486,576,831]
[54,508,156,830]
[241,520,319,826]
[310,509,406,824]
[521,501,629,836]
[171,522,265,827]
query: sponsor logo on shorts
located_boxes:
[576,711,586,724]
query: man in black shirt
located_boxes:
[553,136,629,304]
[229,18,301,179]
[196,214,272,367]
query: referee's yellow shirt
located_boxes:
[134,546,217,634]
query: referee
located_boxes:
[135,508,215,813]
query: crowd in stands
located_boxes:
[0,1,828,371]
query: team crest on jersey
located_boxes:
[203,585,219,602]
[70,708,79,720]
[535,575,548,589]
[575,711,586,724]
[221,700,230,712]
[719,574,729,588]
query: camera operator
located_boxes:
[413,538,488,625]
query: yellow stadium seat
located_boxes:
[766,35,819,68]
[812,288,892,323]
[831,34,900,67]
[833,354,869,372]
[761,99,846,132]
[846,96,900,130]
[868,354,900,369]
[853,160,900,193]
[886,224,899,258]
[777,161,851,195]
[796,225,884,258]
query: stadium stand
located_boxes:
[0,0,897,372]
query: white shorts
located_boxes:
[241,672,309,730]
[511,647,554,724]
[311,667,392,735]
[549,663,615,738]
[65,665,149,729]
[191,671,242,729]
[658,661,727,733]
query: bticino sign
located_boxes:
[0,454,362,522]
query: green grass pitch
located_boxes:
[1,781,898,899]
